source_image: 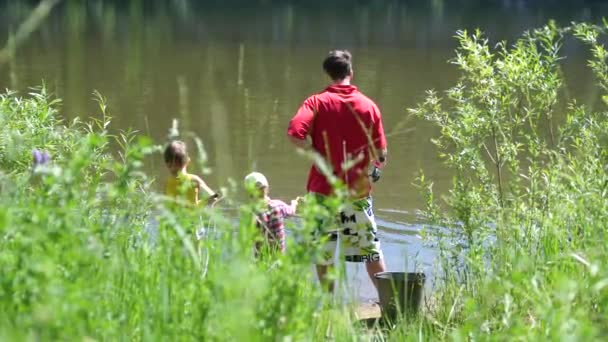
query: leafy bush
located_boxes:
[410,21,608,340]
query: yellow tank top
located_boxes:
[165,173,199,205]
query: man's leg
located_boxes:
[366,257,386,289]
[345,196,386,290]
[316,264,335,292]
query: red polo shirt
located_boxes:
[287,84,387,197]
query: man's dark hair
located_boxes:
[323,50,352,80]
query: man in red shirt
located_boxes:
[287,50,387,291]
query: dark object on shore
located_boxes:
[375,272,426,323]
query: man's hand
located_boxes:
[375,148,388,168]
[369,148,387,183]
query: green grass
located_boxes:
[2,21,608,341]
[0,87,366,341]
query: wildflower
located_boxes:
[32,149,51,168]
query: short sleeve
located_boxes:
[287,96,316,140]
[270,200,295,217]
[372,104,387,149]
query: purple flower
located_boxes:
[32,149,51,167]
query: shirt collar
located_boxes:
[325,84,358,95]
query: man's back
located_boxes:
[288,84,386,197]
[287,49,387,294]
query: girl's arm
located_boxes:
[192,175,220,206]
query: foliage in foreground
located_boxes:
[410,21,608,340]
[0,89,368,341]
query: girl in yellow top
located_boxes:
[164,140,218,206]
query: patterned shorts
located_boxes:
[312,195,383,265]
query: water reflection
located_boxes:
[0,1,605,295]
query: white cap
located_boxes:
[244,172,269,189]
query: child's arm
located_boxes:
[277,198,300,218]
[192,175,219,206]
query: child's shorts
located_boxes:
[312,195,383,265]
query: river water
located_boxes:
[1,0,605,300]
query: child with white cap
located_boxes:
[244,171,299,255]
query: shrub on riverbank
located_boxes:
[409,22,608,340]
